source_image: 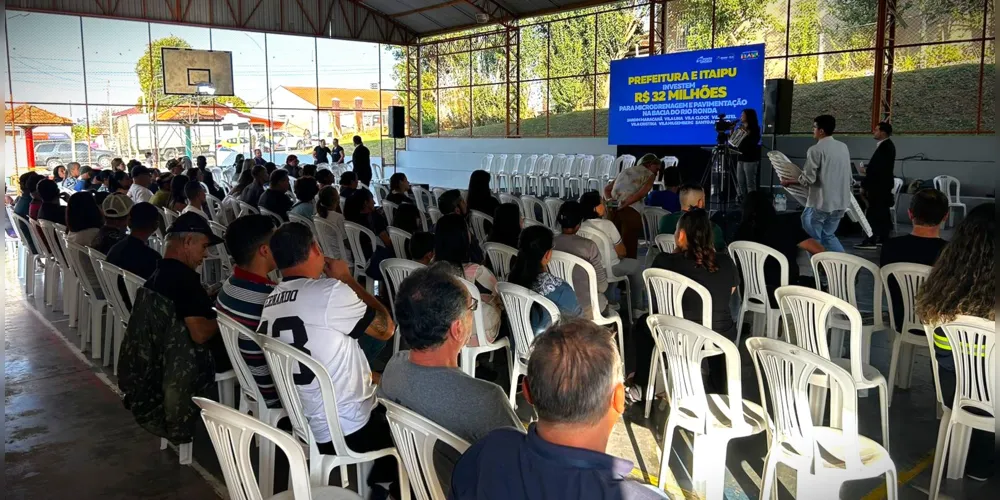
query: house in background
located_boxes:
[268,86,400,140]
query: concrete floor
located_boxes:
[4,222,993,500]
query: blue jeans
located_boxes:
[801,208,846,252]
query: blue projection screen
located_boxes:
[608,44,765,146]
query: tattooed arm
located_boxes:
[325,258,396,341]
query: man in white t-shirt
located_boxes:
[127,165,154,203]
[258,222,399,495]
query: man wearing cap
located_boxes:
[149,173,173,208]
[128,165,154,203]
[604,153,660,259]
[143,212,232,373]
[73,166,94,192]
[107,202,162,310]
[94,194,133,254]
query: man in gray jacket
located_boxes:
[782,114,852,252]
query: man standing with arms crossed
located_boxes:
[782,114,852,252]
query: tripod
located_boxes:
[700,140,741,214]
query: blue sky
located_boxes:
[6,10,404,119]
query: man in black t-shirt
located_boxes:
[107,202,162,310]
[313,139,332,164]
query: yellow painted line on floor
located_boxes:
[631,468,698,500]
[861,451,936,500]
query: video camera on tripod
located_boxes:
[714,113,737,145]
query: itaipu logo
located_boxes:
[741,50,760,60]
[696,56,713,64]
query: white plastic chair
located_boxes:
[641,207,669,251]
[577,226,632,317]
[95,259,133,375]
[289,211,317,234]
[411,186,434,231]
[236,200,260,218]
[379,258,426,355]
[547,250,624,360]
[546,154,569,198]
[258,335,410,496]
[205,194,223,223]
[314,216,350,262]
[8,210,37,294]
[496,282,561,407]
[775,286,890,451]
[163,207,180,228]
[259,207,284,226]
[193,397,363,500]
[28,219,61,308]
[730,241,787,343]
[373,182,390,206]
[592,154,615,190]
[811,252,887,362]
[879,263,932,403]
[38,220,74,315]
[889,177,904,233]
[646,314,766,497]
[427,207,443,227]
[613,154,636,179]
[382,200,399,226]
[497,193,521,215]
[482,242,517,282]
[654,233,676,254]
[457,276,512,379]
[527,154,552,196]
[746,337,899,500]
[567,155,593,199]
[514,154,538,194]
[542,198,563,231]
[381,399,471,500]
[468,210,493,246]
[64,241,107,356]
[933,175,966,227]
[520,195,549,228]
[502,154,522,194]
[208,221,234,277]
[480,154,495,182]
[430,187,448,206]
[387,227,413,259]
[216,313,289,497]
[924,316,995,499]
[87,248,123,367]
[343,221,378,294]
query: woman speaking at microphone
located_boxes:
[735,108,762,197]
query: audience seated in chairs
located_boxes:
[258,169,293,221]
[735,191,824,306]
[316,186,346,238]
[434,213,503,348]
[107,202,162,310]
[228,169,253,199]
[180,181,210,221]
[880,188,949,267]
[94,194,133,254]
[450,319,667,500]
[65,192,106,299]
[26,173,44,220]
[215,215,281,409]
[315,169,335,190]
[657,184,726,251]
[915,202,995,482]
[168,175,190,213]
[645,165,681,212]
[239,166,268,208]
[639,209,739,395]
[385,172,412,205]
[486,202,522,249]
[13,172,39,219]
[150,172,174,208]
[300,163,317,179]
[345,189,392,282]
[36,179,66,226]
[508,225,582,332]
[553,201,608,317]
[581,190,646,318]
[438,188,485,264]
[391,203,421,234]
[605,153,660,259]
[378,265,523,495]
[339,171,360,201]
[259,223,401,496]
[466,170,499,218]
[409,231,435,265]
[290,177,319,218]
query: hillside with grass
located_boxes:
[439,63,993,138]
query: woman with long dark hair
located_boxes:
[51,165,67,183]
[385,172,412,205]
[915,203,995,482]
[345,189,392,282]
[169,174,189,212]
[466,169,499,218]
[486,202,522,248]
[508,225,581,332]
[230,169,255,197]
[109,170,132,195]
[736,108,762,198]
[642,209,739,394]
[65,191,106,299]
[391,203,421,234]
[434,213,502,346]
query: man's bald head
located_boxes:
[678,184,706,210]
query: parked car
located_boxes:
[34,141,115,169]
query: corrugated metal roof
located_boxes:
[7,0,617,44]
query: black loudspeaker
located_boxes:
[763,78,793,135]
[387,106,405,138]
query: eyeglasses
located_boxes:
[467,298,479,312]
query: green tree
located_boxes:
[135,36,248,112]
[72,124,103,142]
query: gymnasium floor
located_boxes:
[4,222,992,499]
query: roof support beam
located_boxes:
[391,0,468,19]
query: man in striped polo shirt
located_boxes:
[215,215,281,408]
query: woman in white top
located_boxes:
[580,191,646,317]
[316,186,349,261]
[434,213,502,346]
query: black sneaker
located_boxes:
[854,239,878,250]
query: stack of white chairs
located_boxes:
[527,154,553,196]
[480,154,495,187]
[545,154,569,198]
[613,154,636,180]
[501,154,521,193]
[775,286,890,450]
[194,397,362,500]
[496,282,560,407]
[747,338,898,500]
[514,154,538,194]
[491,154,507,192]
[567,155,593,198]
[592,154,615,190]
[547,251,624,359]
[730,241,787,343]
[647,314,766,499]
[258,335,410,497]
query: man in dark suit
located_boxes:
[351,135,372,186]
[856,121,896,249]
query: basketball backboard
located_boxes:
[161,47,235,96]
